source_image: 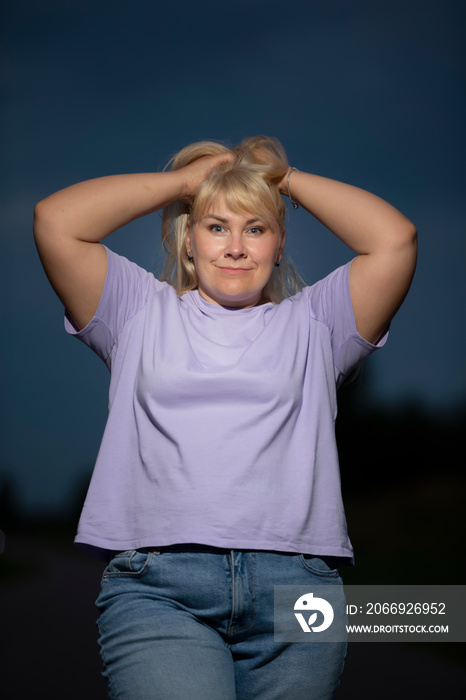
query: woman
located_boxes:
[34,136,417,699]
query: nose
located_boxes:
[224,232,247,259]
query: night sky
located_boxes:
[1,0,465,514]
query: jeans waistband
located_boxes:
[108,545,341,566]
[138,544,231,555]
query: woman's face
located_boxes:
[186,195,284,308]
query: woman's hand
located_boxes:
[178,152,235,200]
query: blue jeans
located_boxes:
[96,547,347,699]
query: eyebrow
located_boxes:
[200,214,265,225]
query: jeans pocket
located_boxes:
[298,555,342,579]
[102,550,152,580]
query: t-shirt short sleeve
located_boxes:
[304,260,388,383]
[64,246,159,366]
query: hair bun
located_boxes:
[233,136,289,183]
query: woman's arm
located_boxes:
[33,154,231,329]
[282,170,417,343]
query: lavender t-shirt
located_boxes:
[66,247,386,561]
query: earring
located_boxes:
[187,254,193,262]
[275,261,280,267]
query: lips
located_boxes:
[217,266,252,273]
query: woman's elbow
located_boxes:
[407,220,418,245]
[394,219,418,260]
[407,222,418,261]
[33,198,61,242]
[400,222,418,280]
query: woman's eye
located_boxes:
[210,224,225,233]
[248,227,263,234]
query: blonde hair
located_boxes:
[160,136,305,303]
